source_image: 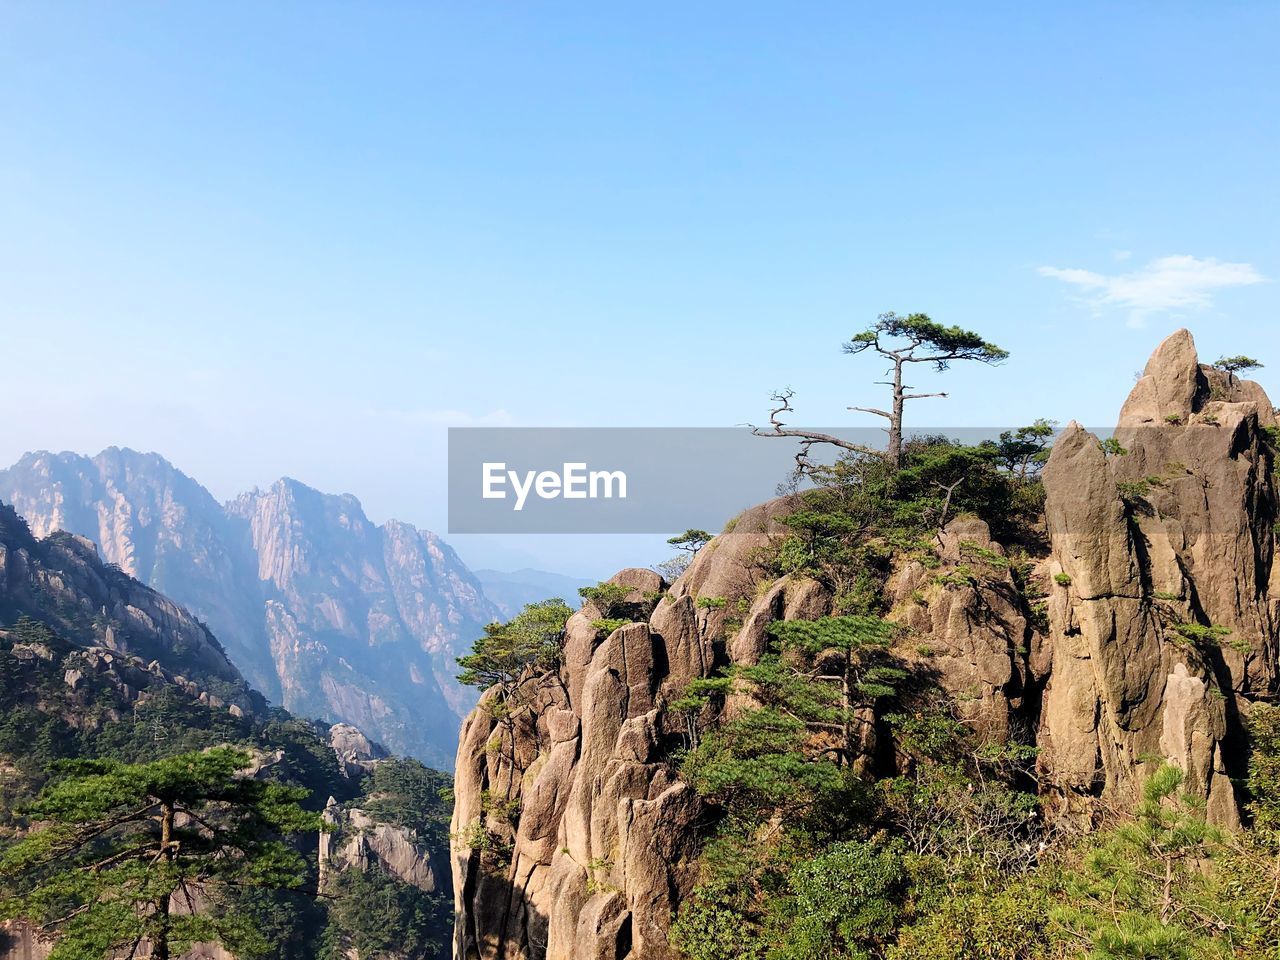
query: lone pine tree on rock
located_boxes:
[752,312,1008,470]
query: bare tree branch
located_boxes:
[746,390,885,466]
[848,406,892,419]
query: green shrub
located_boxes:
[772,840,905,959]
[1115,478,1151,505]
[578,582,633,617]
[935,566,976,589]
[1171,622,1233,648]
[890,882,1055,960]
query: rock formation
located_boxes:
[451,329,1280,959]
[0,452,499,765]
[322,800,446,893]
[1035,329,1278,826]
[330,720,391,778]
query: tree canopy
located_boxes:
[843,312,1009,370]
[1214,354,1264,375]
[456,597,572,693]
[0,747,322,960]
[752,312,1009,471]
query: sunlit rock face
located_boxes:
[1036,329,1278,828]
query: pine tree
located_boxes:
[681,616,901,815]
[456,598,573,787]
[0,747,323,960]
[1053,765,1229,959]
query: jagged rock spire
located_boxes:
[1039,328,1280,827]
[1119,328,1204,426]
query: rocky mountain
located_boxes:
[0,451,500,767]
[0,500,259,716]
[0,505,452,960]
[474,568,594,620]
[0,449,278,697]
[450,329,1280,959]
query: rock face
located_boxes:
[0,451,499,766]
[451,567,701,960]
[330,721,390,778]
[224,478,497,764]
[449,513,1043,960]
[1035,329,1278,826]
[0,449,275,694]
[451,329,1280,959]
[322,800,446,893]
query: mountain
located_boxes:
[0,448,278,697]
[449,330,1280,959]
[0,451,500,767]
[473,568,594,619]
[0,501,452,960]
[0,499,259,716]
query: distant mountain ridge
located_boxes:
[474,567,594,619]
[0,448,500,766]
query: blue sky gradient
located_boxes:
[1,2,1277,575]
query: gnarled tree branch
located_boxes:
[747,389,886,476]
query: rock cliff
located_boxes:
[0,453,499,766]
[322,800,447,894]
[450,329,1280,959]
[1035,328,1278,826]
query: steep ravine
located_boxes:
[450,329,1280,960]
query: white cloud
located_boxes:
[1038,254,1266,327]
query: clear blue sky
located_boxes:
[1,2,1277,576]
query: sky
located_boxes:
[1,2,1278,577]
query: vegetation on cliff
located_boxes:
[664,331,1280,959]
[451,328,1280,960]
